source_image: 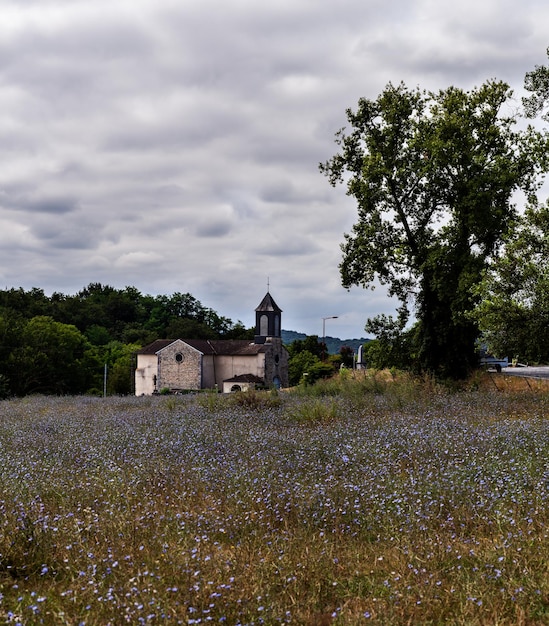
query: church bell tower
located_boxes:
[254,291,282,344]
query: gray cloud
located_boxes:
[0,0,546,338]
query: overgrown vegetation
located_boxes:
[1,374,549,624]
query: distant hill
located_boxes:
[281,329,370,355]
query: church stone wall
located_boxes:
[263,338,289,388]
[157,340,202,391]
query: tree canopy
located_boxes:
[473,201,549,364]
[321,80,548,377]
[524,46,549,121]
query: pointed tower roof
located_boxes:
[255,292,282,313]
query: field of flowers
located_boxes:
[1,374,549,624]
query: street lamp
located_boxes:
[322,315,338,359]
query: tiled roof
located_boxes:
[137,339,268,356]
[137,339,174,355]
[184,339,268,355]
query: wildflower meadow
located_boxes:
[1,372,549,624]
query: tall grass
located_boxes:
[0,375,549,624]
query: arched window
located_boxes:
[260,314,268,336]
[274,315,280,336]
[231,384,242,392]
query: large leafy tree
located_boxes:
[8,316,99,395]
[473,202,549,364]
[321,80,546,377]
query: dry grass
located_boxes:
[479,372,549,394]
[1,377,549,624]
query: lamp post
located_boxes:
[322,315,338,360]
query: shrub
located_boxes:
[227,388,282,409]
[286,397,340,424]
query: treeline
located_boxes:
[0,283,253,397]
[281,330,370,355]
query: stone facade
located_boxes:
[157,339,202,391]
[262,338,288,389]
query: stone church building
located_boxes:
[135,292,289,394]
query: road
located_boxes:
[501,366,549,379]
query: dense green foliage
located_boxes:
[287,335,331,385]
[0,283,253,396]
[473,201,549,363]
[285,334,357,385]
[321,80,548,378]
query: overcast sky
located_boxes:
[0,0,547,339]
